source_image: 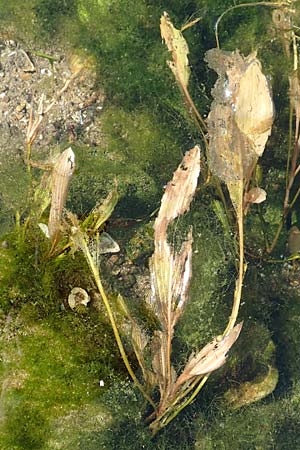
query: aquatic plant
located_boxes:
[63,146,242,435]
[2,1,300,446]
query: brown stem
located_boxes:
[224,183,245,335]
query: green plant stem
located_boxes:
[267,177,300,253]
[81,238,156,409]
[150,375,209,435]
[26,143,32,174]
[215,2,291,49]
[267,218,284,253]
[162,376,208,427]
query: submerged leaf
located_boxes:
[160,11,190,89]
[177,322,243,385]
[48,147,75,243]
[235,54,274,157]
[38,222,50,239]
[98,232,120,254]
[149,229,193,327]
[131,322,156,388]
[32,171,52,220]
[244,187,267,205]
[205,49,273,183]
[149,146,200,324]
[154,145,200,237]
[151,330,168,395]
[82,189,118,233]
[287,225,300,255]
[149,146,200,397]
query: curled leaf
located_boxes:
[176,322,243,385]
[48,147,75,243]
[244,187,267,205]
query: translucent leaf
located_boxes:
[98,232,120,254]
[151,330,168,395]
[227,179,243,214]
[38,223,50,239]
[32,171,51,221]
[235,54,274,157]
[205,49,273,183]
[149,229,193,327]
[206,104,252,182]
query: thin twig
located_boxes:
[215,2,292,49]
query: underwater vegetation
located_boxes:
[0,0,300,448]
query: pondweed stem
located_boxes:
[80,237,156,409]
[26,144,32,173]
[150,375,209,435]
[224,184,245,335]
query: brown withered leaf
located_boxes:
[131,322,156,389]
[154,145,200,237]
[206,49,273,182]
[149,146,200,402]
[206,104,253,183]
[48,147,75,243]
[149,228,193,327]
[160,11,190,89]
[151,330,168,395]
[244,187,267,205]
[149,238,172,320]
[171,229,193,325]
[176,322,243,385]
[235,54,274,157]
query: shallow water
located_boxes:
[0,1,300,449]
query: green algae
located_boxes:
[176,203,235,349]
[0,312,115,449]
[0,292,121,449]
